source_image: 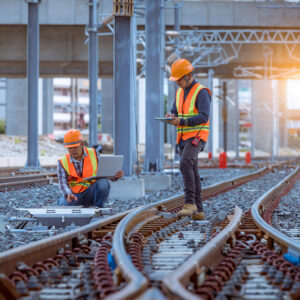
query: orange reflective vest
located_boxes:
[176,83,211,144]
[59,147,98,194]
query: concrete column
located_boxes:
[252,80,273,154]
[212,78,220,157]
[278,80,288,149]
[251,80,255,156]
[42,78,53,135]
[144,0,164,172]
[208,69,214,155]
[235,80,239,158]
[6,79,27,136]
[114,16,134,177]
[88,0,99,147]
[26,1,40,168]
[0,79,6,120]
[101,78,114,138]
[167,80,177,155]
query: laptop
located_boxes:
[83,155,124,180]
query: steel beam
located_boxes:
[251,81,255,157]
[144,0,164,172]
[235,80,239,158]
[88,0,99,147]
[208,69,214,155]
[114,16,133,176]
[222,82,227,153]
[25,0,40,169]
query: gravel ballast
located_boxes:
[0,167,292,252]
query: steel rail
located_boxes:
[0,209,134,275]
[0,166,268,276]
[251,166,300,252]
[162,206,243,300]
[0,172,58,191]
[110,168,269,300]
[0,166,56,176]
[0,161,297,297]
[0,172,57,184]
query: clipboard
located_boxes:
[155,117,174,124]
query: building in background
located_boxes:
[53,78,101,141]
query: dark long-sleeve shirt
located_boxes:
[170,80,211,146]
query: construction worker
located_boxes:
[57,129,123,207]
[166,58,211,220]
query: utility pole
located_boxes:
[25,0,41,169]
[222,82,227,153]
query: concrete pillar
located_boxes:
[278,80,288,149]
[212,78,220,157]
[6,79,27,136]
[88,0,99,147]
[144,0,164,172]
[137,78,146,145]
[101,78,114,138]
[114,16,135,177]
[0,79,6,120]
[42,78,53,135]
[252,80,273,154]
[235,80,239,158]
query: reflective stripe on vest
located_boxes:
[59,147,98,194]
[176,83,211,144]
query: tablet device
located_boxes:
[155,117,174,124]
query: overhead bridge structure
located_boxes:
[0,0,299,175]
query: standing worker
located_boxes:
[166,58,211,220]
[57,129,123,207]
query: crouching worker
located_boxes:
[57,129,123,207]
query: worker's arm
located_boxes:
[165,100,180,124]
[57,161,77,202]
[170,101,178,117]
[184,89,211,126]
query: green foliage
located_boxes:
[0,119,5,134]
[14,137,22,144]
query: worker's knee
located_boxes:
[180,158,193,170]
[95,179,110,194]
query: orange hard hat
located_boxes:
[63,129,84,148]
[169,58,194,81]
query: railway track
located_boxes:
[0,172,57,192]
[0,159,299,299]
[0,156,297,192]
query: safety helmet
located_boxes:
[63,129,84,148]
[169,58,194,81]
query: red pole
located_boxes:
[219,152,227,169]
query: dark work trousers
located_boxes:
[179,139,203,212]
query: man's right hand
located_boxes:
[165,113,175,118]
[67,193,78,203]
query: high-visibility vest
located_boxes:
[59,147,98,194]
[176,83,211,144]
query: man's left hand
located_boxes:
[168,117,180,126]
[114,170,124,180]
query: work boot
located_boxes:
[177,204,197,216]
[192,211,205,220]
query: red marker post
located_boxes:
[219,152,227,169]
[208,152,212,160]
[245,151,251,164]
